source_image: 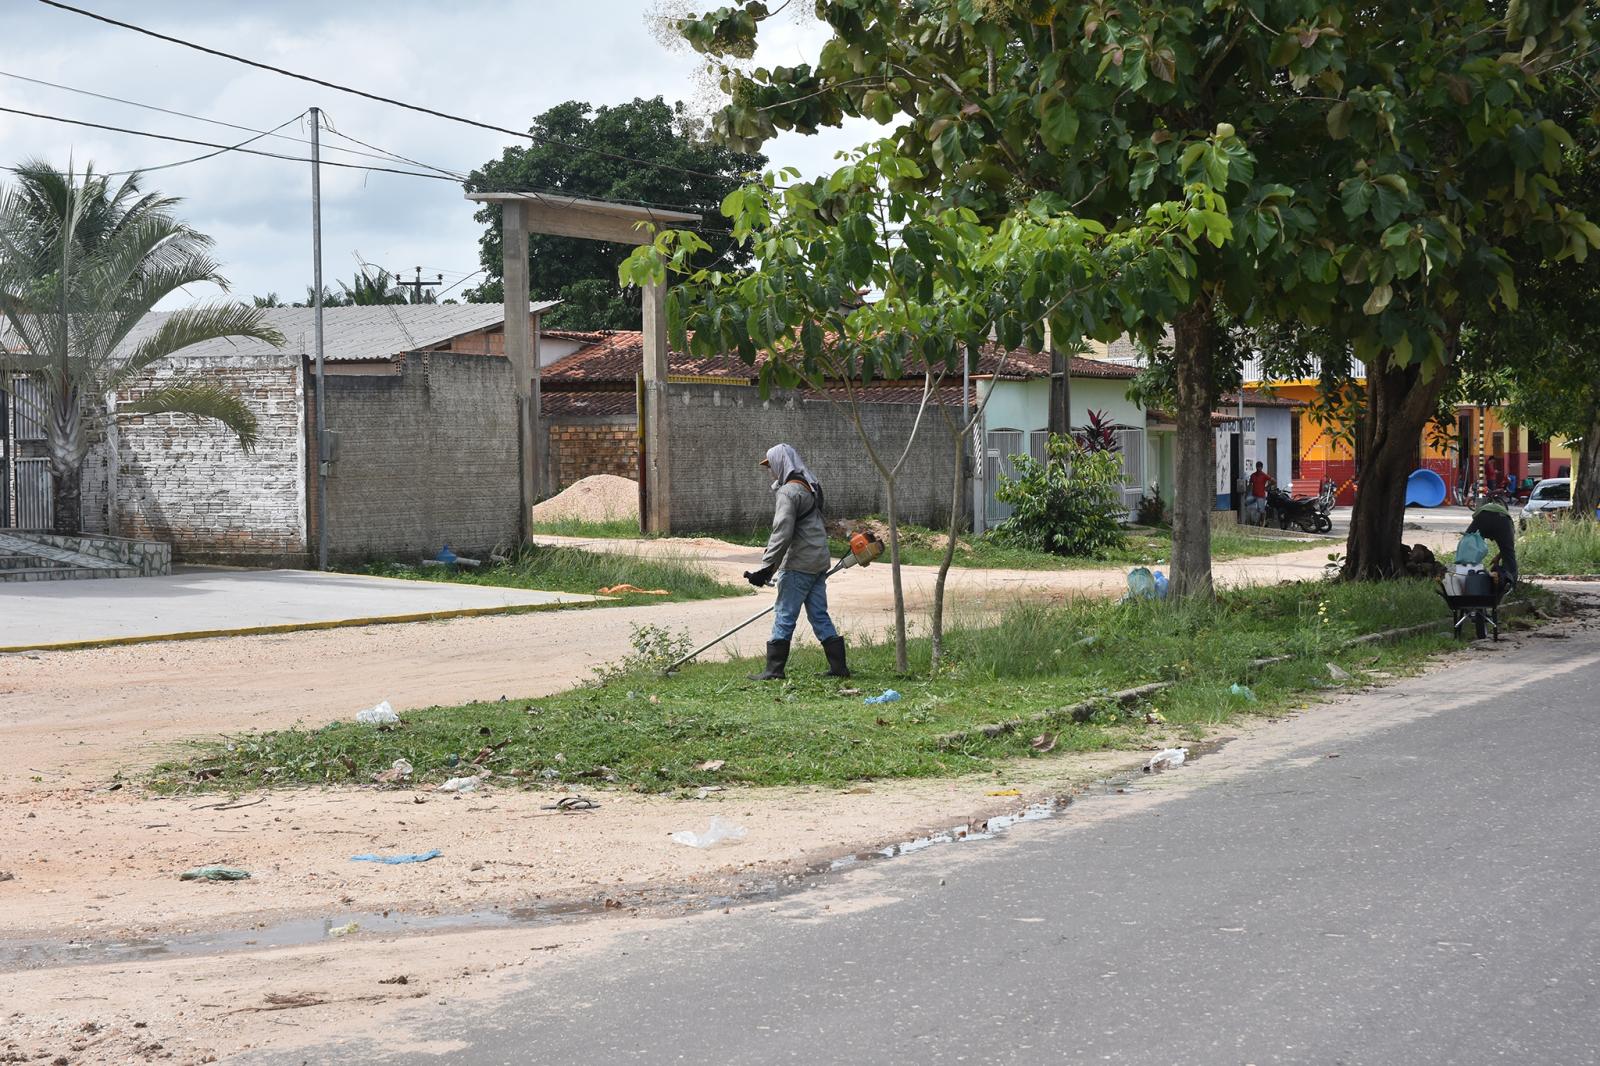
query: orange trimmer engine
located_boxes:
[848,530,884,567]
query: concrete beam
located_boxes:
[501,202,537,542]
[641,279,672,534]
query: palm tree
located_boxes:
[338,267,406,305]
[0,161,283,534]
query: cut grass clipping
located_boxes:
[153,579,1547,795]
[536,517,1320,571]
[352,544,746,604]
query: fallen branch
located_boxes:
[191,796,266,811]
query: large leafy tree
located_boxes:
[675,0,1597,586]
[623,141,1232,669]
[1470,131,1600,520]
[463,96,766,328]
[0,162,281,534]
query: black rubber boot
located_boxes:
[750,639,790,681]
[819,635,851,678]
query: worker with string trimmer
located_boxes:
[743,443,850,681]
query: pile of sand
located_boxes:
[533,474,640,523]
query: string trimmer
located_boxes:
[662,531,884,675]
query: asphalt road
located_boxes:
[264,608,1600,1066]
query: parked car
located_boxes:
[1519,477,1571,529]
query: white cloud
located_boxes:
[2,1,881,311]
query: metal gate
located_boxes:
[1,374,52,529]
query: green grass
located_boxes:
[534,516,649,539]
[350,544,747,604]
[1518,519,1600,576]
[152,577,1549,796]
[535,516,1320,571]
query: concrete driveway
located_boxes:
[0,568,595,651]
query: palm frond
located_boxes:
[118,378,260,452]
[107,303,285,391]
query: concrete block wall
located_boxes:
[318,350,519,561]
[547,417,638,490]
[93,353,308,562]
[664,384,965,534]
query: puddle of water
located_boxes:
[1,739,1234,972]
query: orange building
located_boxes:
[1248,378,1571,505]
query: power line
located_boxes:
[104,111,308,176]
[2,102,739,240]
[35,0,743,185]
[316,120,465,181]
[0,104,459,181]
[434,268,485,299]
[0,110,306,177]
[0,68,464,174]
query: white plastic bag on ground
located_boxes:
[671,816,747,848]
[1144,747,1188,772]
[437,775,482,793]
[356,700,398,725]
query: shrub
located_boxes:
[993,434,1128,557]
[1135,488,1167,526]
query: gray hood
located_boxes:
[764,443,821,495]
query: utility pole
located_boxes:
[390,265,443,303]
[310,107,329,571]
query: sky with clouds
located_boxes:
[2,1,877,309]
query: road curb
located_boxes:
[0,599,592,655]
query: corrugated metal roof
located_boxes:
[3,303,558,363]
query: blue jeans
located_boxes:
[771,569,837,643]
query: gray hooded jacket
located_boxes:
[760,444,831,574]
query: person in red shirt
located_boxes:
[1246,461,1273,524]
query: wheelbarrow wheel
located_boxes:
[1474,611,1489,641]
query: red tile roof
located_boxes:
[543,331,759,383]
[542,331,1138,385]
[972,341,1139,380]
[543,391,636,417]
[1222,388,1307,409]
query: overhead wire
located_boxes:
[316,121,466,181]
[0,101,739,242]
[0,68,471,175]
[35,0,749,185]
[0,104,461,181]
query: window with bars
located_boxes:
[1114,427,1145,513]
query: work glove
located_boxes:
[744,564,777,588]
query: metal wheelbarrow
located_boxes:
[1438,572,1508,641]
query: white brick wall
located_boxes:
[86,353,308,560]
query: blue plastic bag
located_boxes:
[1125,567,1157,600]
[350,850,443,865]
[1454,532,1488,566]
[863,689,902,705]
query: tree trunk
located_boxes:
[1572,404,1600,521]
[884,478,909,673]
[1170,301,1220,598]
[49,460,82,535]
[1342,357,1446,579]
[930,424,966,671]
[47,388,85,535]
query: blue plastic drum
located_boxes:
[1405,468,1447,507]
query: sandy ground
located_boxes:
[0,535,1390,797]
[0,531,1468,1064]
[4,598,1588,1065]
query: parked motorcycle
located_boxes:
[1266,484,1334,533]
